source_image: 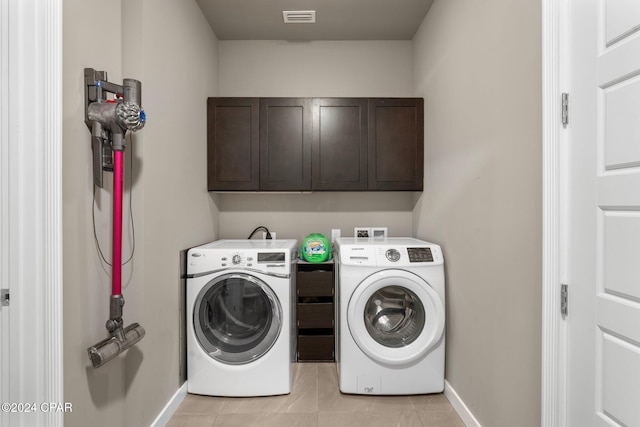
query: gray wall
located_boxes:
[62,0,219,426]
[218,193,414,243]
[411,0,542,426]
[218,40,413,97]
[217,40,417,242]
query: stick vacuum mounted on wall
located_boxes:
[84,68,146,368]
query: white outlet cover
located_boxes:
[354,227,371,240]
[371,227,388,240]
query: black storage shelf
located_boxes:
[296,260,335,362]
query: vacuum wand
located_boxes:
[112,150,123,296]
[85,68,146,368]
[87,150,145,368]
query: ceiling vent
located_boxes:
[282,10,316,24]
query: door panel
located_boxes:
[567,0,640,424]
[207,98,259,191]
[312,98,368,190]
[602,77,640,169]
[602,212,640,299]
[601,333,640,426]
[259,98,312,191]
[604,0,640,46]
[368,98,424,191]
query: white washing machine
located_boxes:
[186,239,297,396]
[335,237,445,395]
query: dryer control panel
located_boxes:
[187,239,298,276]
[188,250,290,274]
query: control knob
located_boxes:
[232,254,242,265]
[385,249,401,262]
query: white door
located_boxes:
[566,0,640,425]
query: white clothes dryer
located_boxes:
[335,237,445,395]
[186,239,297,396]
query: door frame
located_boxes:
[0,0,63,426]
[542,0,569,426]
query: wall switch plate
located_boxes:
[331,228,341,243]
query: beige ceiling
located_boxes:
[195,0,435,41]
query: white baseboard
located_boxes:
[444,380,482,427]
[150,382,188,427]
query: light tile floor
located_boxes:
[168,363,464,427]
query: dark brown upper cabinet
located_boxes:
[259,98,312,191]
[368,98,424,191]
[207,97,423,192]
[207,97,259,191]
[312,98,368,191]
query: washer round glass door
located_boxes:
[347,269,444,366]
[193,273,282,364]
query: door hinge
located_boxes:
[1,289,9,306]
[562,93,569,127]
[561,284,568,317]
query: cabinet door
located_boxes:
[368,98,424,191]
[259,98,312,191]
[207,98,259,191]
[312,98,368,190]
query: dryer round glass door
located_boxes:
[347,269,444,366]
[193,273,282,364]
